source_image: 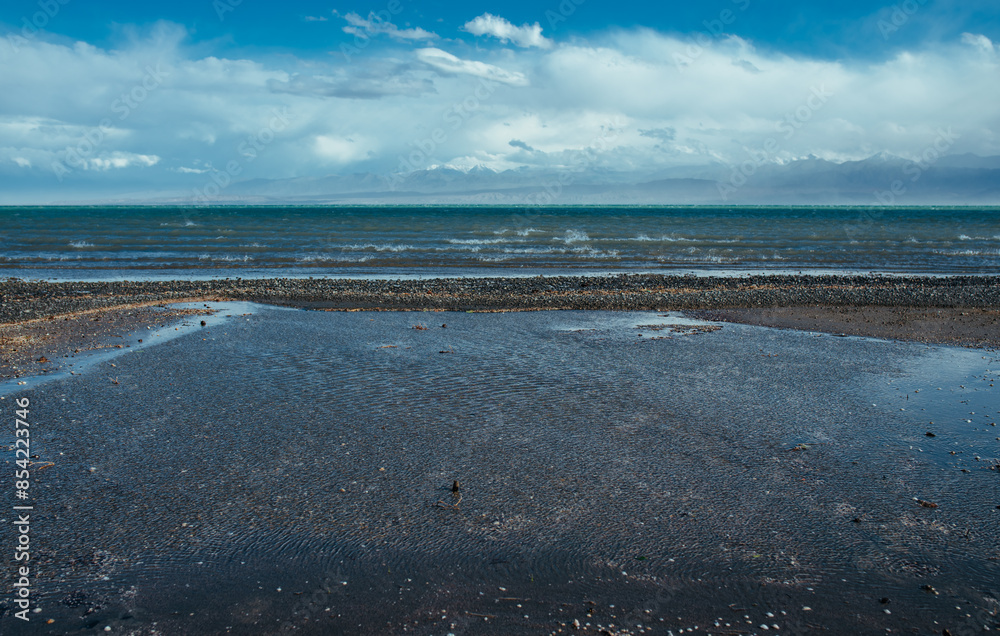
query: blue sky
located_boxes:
[7,0,999,58]
[1,0,998,202]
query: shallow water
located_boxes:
[1,307,998,634]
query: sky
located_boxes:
[0,0,999,203]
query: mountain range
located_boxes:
[145,152,1000,206]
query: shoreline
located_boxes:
[3,274,999,379]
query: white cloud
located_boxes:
[463,13,551,49]
[340,12,437,41]
[315,136,370,163]
[416,48,529,86]
[961,32,997,55]
[0,22,998,202]
[85,152,160,171]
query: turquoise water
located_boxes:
[1,205,998,280]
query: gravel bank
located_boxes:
[3,274,999,379]
[3,274,1000,323]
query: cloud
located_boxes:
[463,13,551,49]
[415,48,529,86]
[339,12,437,41]
[268,71,436,100]
[80,151,160,171]
[1,21,999,203]
[303,16,329,22]
[315,136,370,163]
[733,59,761,73]
[639,128,676,141]
[961,32,997,55]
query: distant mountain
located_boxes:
[143,153,1000,206]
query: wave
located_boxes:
[561,230,590,244]
[628,234,693,242]
[932,249,1000,257]
[493,228,540,237]
[446,238,508,246]
[197,254,255,262]
[298,254,373,264]
[341,243,414,253]
[68,241,94,248]
[956,235,1000,241]
[501,247,562,255]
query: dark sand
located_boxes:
[2,307,998,635]
[0,303,215,380]
[3,275,999,380]
[691,306,1000,350]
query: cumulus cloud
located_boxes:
[0,20,998,202]
[85,152,160,170]
[415,48,529,86]
[268,71,436,100]
[339,12,437,41]
[315,136,371,163]
[463,13,551,49]
[961,32,997,55]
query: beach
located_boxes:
[1,274,999,635]
[1,301,998,635]
[4,0,1000,626]
[2,198,999,636]
[3,275,999,381]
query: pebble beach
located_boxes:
[3,274,999,380]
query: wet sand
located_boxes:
[3,275,1000,380]
[0,303,215,380]
[1,307,998,635]
[691,306,1000,350]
